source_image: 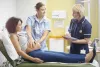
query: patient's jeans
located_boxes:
[28,49,85,63]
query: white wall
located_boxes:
[99,0,100,46]
[0,0,16,65]
[0,0,16,30]
[0,0,47,29]
[16,0,47,26]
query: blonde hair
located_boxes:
[72,4,85,19]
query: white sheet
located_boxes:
[0,31,19,60]
[0,51,7,65]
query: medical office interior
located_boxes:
[0,0,100,67]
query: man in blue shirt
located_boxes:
[25,2,50,51]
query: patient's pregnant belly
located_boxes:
[26,43,41,53]
[17,33,41,53]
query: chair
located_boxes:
[0,39,96,67]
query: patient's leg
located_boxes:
[85,51,93,63]
[27,46,96,63]
[28,50,85,63]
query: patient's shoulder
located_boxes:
[10,33,18,40]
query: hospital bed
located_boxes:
[0,39,99,67]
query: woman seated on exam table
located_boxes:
[5,17,96,63]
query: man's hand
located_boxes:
[34,41,41,50]
[65,33,71,37]
[63,33,72,42]
[28,38,35,48]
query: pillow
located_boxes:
[0,31,19,60]
[0,51,7,65]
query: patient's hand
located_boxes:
[32,58,44,63]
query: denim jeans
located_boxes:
[27,49,85,63]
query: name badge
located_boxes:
[79,30,82,33]
[80,49,86,54]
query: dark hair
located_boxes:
[35,2,45,10]
[6,17,22,33]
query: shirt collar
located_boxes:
[76,16,85,24]
[34,15,47,23]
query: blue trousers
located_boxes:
[28,49,85,63]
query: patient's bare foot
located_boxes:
[85,51,93,63]
[85,46,96,63]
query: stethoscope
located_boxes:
[70,18,86,34]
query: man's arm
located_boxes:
[26,25,33,40]
[64,33,90,44]
[72,38,90,44]
[26,25,36,48]
[37,30,50,44]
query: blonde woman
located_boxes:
[65,4,92,54]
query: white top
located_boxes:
[17,31,28,52]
